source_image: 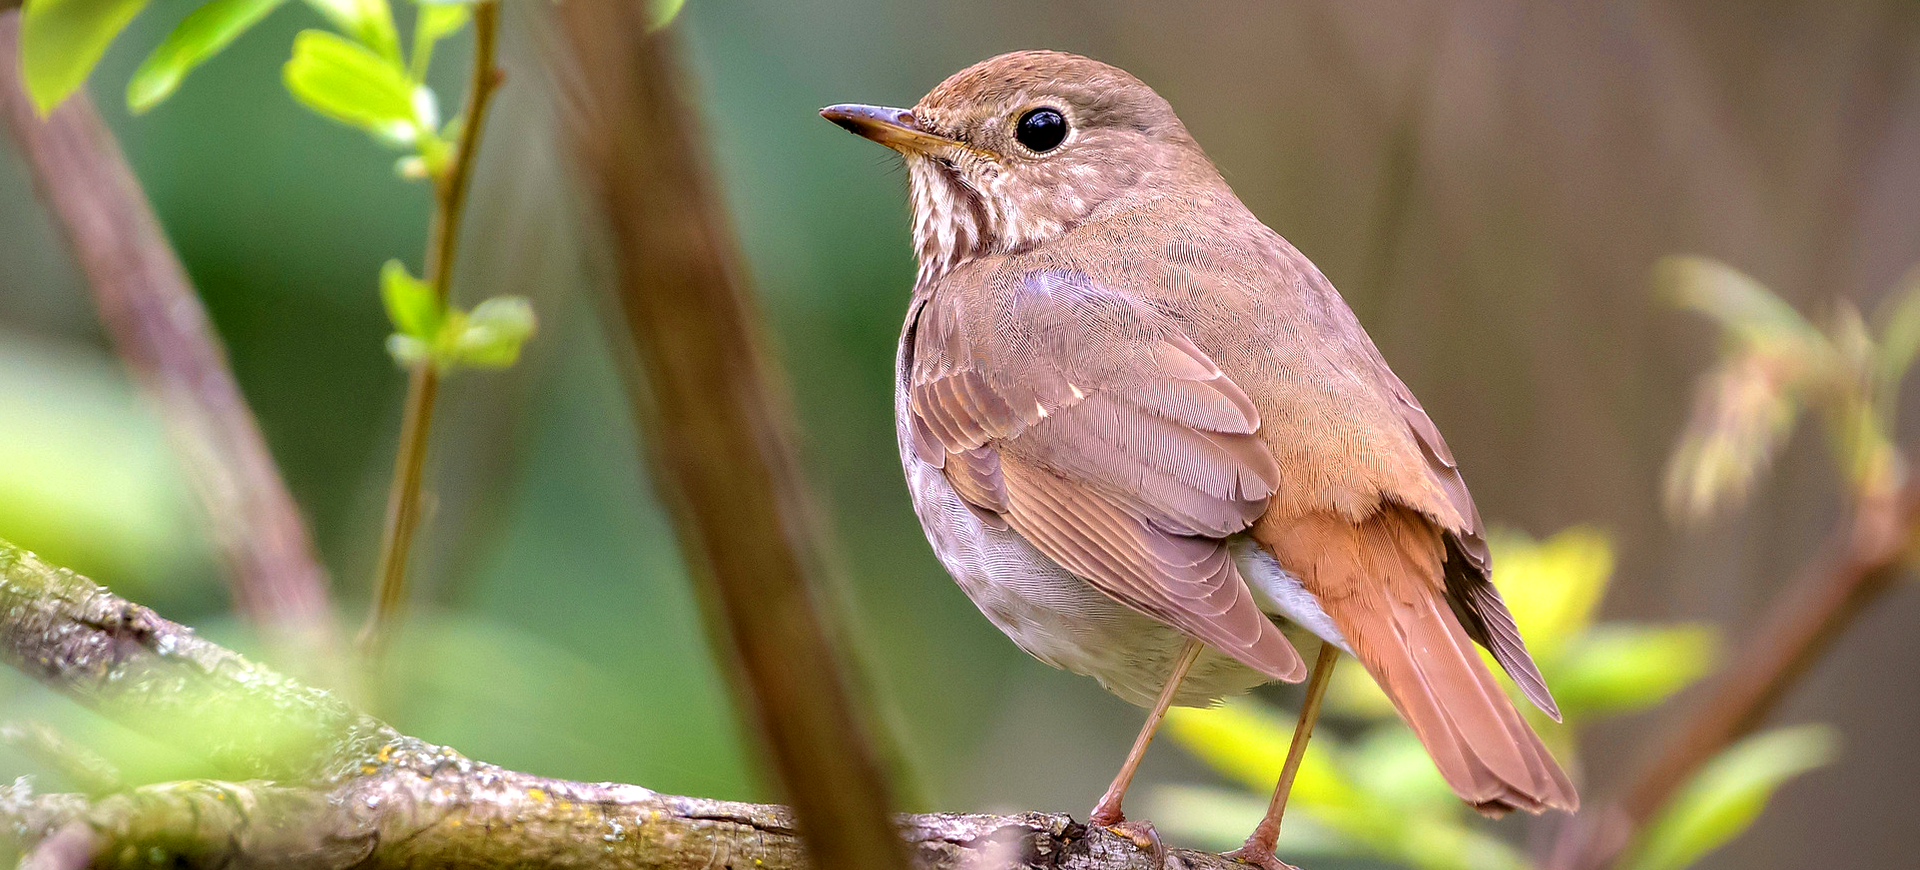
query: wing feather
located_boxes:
[909,269,1303,682]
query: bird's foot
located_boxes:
[1103,820,1168,865]
[1221,843,1300,870]
[1105,821,1159,848]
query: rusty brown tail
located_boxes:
[1257,507,1578,816]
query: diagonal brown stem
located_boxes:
[542,5,909,869]
[0,12,337,665]
[1549,480,1920,870]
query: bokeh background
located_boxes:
[3,1,1918,867]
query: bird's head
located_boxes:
[823,50,1215,280]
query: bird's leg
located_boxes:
[1089,638,1204,828]
[1225,641,1342,870]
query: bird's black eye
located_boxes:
[1015,107,1068,153]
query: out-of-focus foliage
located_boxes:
[1624,725,1838,870]
[381,260,535,371]
[18,0,536,384]
[0,334,205,592]
[17,0,152,112]
[1156,527,1832,870]
[1660,256,1910,519]
[126,0,287,112]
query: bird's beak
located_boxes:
[820,104,955,154]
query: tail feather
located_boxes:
[1256,507,1578,815]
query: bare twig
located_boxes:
[1550,480,1920,869]
[0,12,337,666]
[360,1,505,659]
[0,539,1232,870]
[541,6,907,870]
[0,722,123,796]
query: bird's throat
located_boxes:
[906,156,993,283]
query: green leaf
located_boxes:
[1656,256,1822,350]
[1663,352,1802,520]
[452,296,536,369]
[1165,700,1356,808]
[378,259,440,339]
[1487,526,1615,658]
[416,2,469,42]
[300,0,400,62]
[282,29,416,139]
[1344,726,1455,812]
[1145,785,1353,856]
[19,0,154,113]
[1873,266,1920,423]
[1628,725,1837,870]
[385,334,429,368]
[127,0,290,113]
[647,0,687,31]
[1551,623,1720,717]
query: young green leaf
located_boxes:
[1656,256,1822,350]
[1550,623,1720,717]
[1146,785,1353,856]
[1165,700,1357,808]
[452,296,536,369]
[384,334,430,368]
[283,29,416,139]
[19,0,153,114]
[405,0,469,80]
[299,0,400,63]
[378,259,441,339]
[416,2,470,42]
[127,0,289,113]
[1873,266,1920,423]
[1344,726,1454,812]
[1663,352,1802,520]
[1627,725,1837,870]
[1488,526,1614,658]
[647,0,687,32]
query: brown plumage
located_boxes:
[823,49,1577,847]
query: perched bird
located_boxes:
[823,50,1576,868]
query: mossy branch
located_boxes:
[0,541,1243,870]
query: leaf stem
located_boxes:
[359,1,502,661]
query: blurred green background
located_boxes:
[3,1,1918,868]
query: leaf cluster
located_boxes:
[19,0,535,374]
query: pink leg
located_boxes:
[1088,638,1205,827]
[1225,641,1341,870]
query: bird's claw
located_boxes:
[1221,844,1300,870]
[1105,819,1168,865]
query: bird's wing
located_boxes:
[908,269,1304,682]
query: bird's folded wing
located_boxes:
[908,269,1303,681]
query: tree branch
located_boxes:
[541,6,910,870]
[1548,479,1920,869]
[0,12,338,662]
[0,540,1241,870]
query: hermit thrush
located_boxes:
[824,51,1575,868]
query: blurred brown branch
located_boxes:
[0,540,1232,870]
[1550,475,1920,870]
[0,12,338,663]
[541,5,909,870]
